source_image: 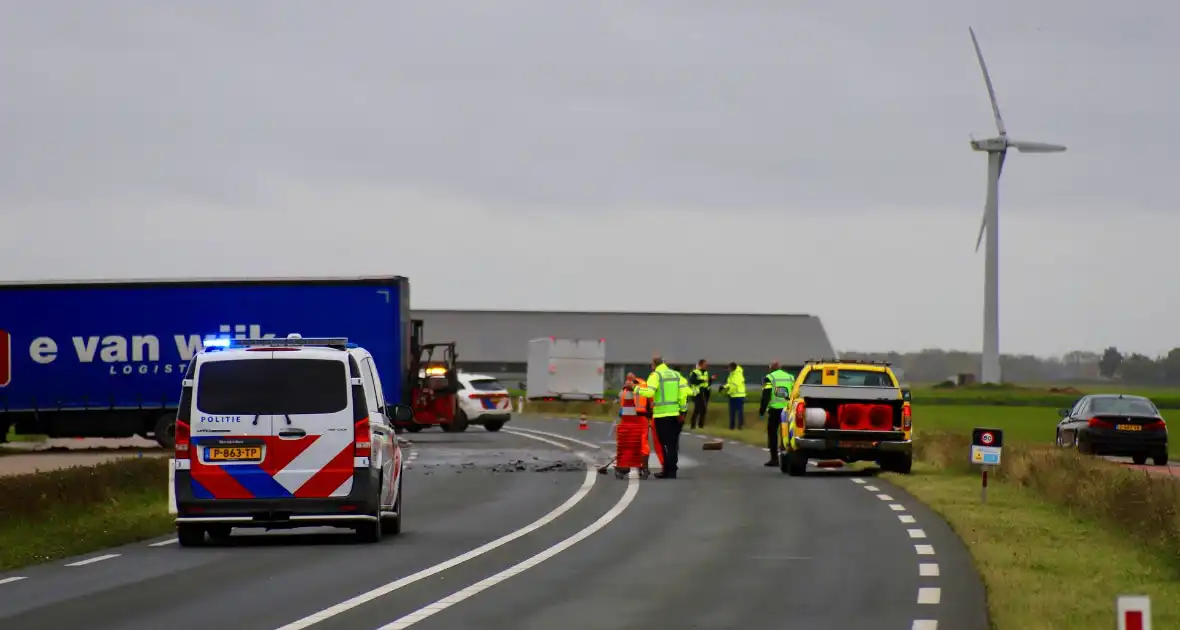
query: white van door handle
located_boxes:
[278,428,306,438]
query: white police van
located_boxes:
[171,334,414,546]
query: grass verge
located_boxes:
[886,464,1180,629]
[0,457,172,570]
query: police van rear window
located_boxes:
[468,378,505,392]
[196,359,348,415]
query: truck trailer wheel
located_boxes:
[153,413,176,449]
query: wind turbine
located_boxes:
[968,27,1065,384]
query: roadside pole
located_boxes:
[970,428,1004,505]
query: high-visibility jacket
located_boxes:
[678,374,690,413]
[724,365,746,398]
[765,369,795,410]
[636,364,683,418]
[632,379,651,414]
[689,368,709,396]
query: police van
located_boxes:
[171,334,414,546]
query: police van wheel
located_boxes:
[206,525,232,544]
[177,524,206,547]
[382,471,403,536]
[356,514,382,544]
[483,420,505,432]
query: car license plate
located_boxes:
[1117,424,1142,432]
[838,441,876,449]
[207,446,263,462]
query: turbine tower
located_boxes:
[968,27,1066,384]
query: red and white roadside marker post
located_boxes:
[1118,595,1151,630]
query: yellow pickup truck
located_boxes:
[778,359,913,476]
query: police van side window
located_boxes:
[364,359,386,412]
[359,358,381,415]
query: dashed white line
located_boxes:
[148,538,178,547]
[876,494,894,501]
[889,504,906,511]
[914,544,935,555]
[64,554,120,567]
[917,587,941,605]
[863,485,880,491]
[898,514,916,523]
[851,478,867,484]
[919,563,939,577]
[907,528,927,539]
[912,621,938,630]
[375,474,641,629]
[0,576,27,586]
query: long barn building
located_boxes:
[410,310,837,388]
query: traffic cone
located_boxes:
[578,413,589,430]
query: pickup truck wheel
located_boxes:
[177,524,205,548]
[882,454,913,475]
[484,420,505,432]
[153,413,176,449]
[785,451,807,476]
[778,450,791,474]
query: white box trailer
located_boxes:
[526,337,606,401]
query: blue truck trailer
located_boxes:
[0,276,414,448]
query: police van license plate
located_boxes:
[838,441,876,449]
[207,446,263,462]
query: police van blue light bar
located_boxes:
[232,337,349,348]
[202,338,231,348]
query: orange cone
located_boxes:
[578,413,589,430]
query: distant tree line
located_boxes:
[839,347,1180,386]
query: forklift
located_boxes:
[398,320,466,433]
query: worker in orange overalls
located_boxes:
[614,374,652,479]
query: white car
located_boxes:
[456,372,512,432]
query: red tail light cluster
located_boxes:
[354,417,372,457]
[174,419,191,459]
[902,405,912,431]
[1146,419,1167,431]
[1087,418,1114,429]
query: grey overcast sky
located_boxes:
[0,1,1175,357]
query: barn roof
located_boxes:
[410,309,836,366]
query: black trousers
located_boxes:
[690,392,709,428]
[766,407,784,460]
[654,416,681,476]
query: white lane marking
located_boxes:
[0,577,27,586]
[148,538,178,547]
[912,621,938,630]
[506,426,602,451]
[863,485,880,491]
[876,494,894,501]
[915,544,935,555]
[851,478,866,484]
[272,431,597,630]
[919,563,940,577]
[64,554,120,567]
[899,514,917,524]
[375,475,641,630]
[889,504,905,511]
[917,587,941,604]
[907,529,927,539]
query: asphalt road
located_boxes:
[0,416,988,630]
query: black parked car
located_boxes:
[1056,394,1168,465]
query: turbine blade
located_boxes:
[974,209,987,253]
[1010,140,1067,153]
[969,27,1007,137]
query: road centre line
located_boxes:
[375,474,641,629]
[0,577,27,586]
[148,538,179,547]
[272,430,599,630]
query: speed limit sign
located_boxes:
[980,431,995,445]
[972,427,1004,449]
